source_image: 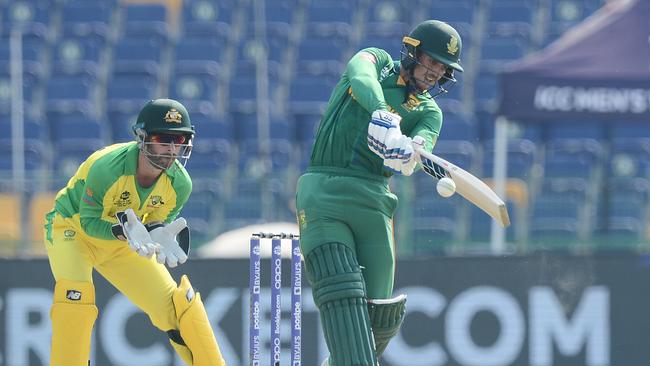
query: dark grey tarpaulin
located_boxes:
[498,0,650,121]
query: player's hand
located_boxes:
[120,209,159,258]
[150,218,189,268]
[368,110,405,159]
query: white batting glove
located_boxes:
[120,209,159,258]
[368,110,402,158]
[150,218,189,268]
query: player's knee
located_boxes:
[305,242,367,307]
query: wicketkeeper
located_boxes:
[44,99,227,365]
[295,20,464,365]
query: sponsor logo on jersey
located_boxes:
[114,191,132,207]
[298,210,307,230]
[66,290,82,301]
[63,229,76,240]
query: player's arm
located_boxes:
[78,168,119,241]
[346,48,392,113]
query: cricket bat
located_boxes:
[416,148,511,227]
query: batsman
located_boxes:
[295,20,464,365]
[44,99,227,365]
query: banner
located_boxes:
[1,254,650,365]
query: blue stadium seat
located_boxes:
[546,122,605,141]
[291,111,322,143]
[170,69,220,109]
[411,196,461,252]
[306,1,355,23]
[46,73,96,112]
[193,113,233,141]
[182,0,232,37]
[264,0,296,25]
[428,2,475,23]
[106,74,157,110]
[0,69,40,111]
[529,192,584,249]
[480,34,528,69]
[359,23,408,59]
[52,37,104,74]
[297,24,349,73]
[107,104,139,142]
[53,139,104,179]
[61,1,113,36]
[0,113,48,141]
[2,1,50,30]
[121,4,169,43]
[289,73,337,112]
[175,36,227,71]
[610,123,650,139]
[184,138,233,178]
[0,139,49,178]
[487,1,534,35]
[474,70,499,105]
[113,38,165,74]
[367,1,412,24]
[47,109,105,142]
[482,139,537,180]
[440,110,477,141]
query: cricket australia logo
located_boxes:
[66,290,82,301]
[447,35,459,55]
[164,109,182,124]
[114,191,132,207]
[148,195,165,208]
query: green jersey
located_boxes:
[47,142,192,244]
[308,47,443,178]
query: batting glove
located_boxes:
[118,209,159,258]
[150,218,189,268]
[368,110,402,158]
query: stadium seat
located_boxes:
[184,138,233,178]
[121,4,170,43]
[170,68,221,109]
[182,0,232,37]
[29,191,56,253]
[174,35,226,71]
[0,192,21,242]
[482,139,537,180]
[0,139,50,179]
[47,108,106,142]
[52,139,104,182]
[428,2,475,23]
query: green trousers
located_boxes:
[296,170,397,299]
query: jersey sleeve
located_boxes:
[410,105,443,153]
[78,164,118,240]
[345,47,393,113]
[166,172,192,224]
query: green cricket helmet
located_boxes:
[132,98,195,170]
[400,20,463,96]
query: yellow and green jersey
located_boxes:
[309,47,443,179]
[47,142,192,244]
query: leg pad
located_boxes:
[368,294,407,359]
[306,243,377,366]
[50,280,98,366]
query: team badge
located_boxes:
[148,195,165,208]
[447,35,459,55]
[164,109,182,124]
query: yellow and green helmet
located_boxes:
[402,20,463,73]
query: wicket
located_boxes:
[249,233,302,366]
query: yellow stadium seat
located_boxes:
[29,192,56,255]
[0,193,21,241]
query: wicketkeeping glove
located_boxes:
[117,209,159,258]
[150,218,189,268]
